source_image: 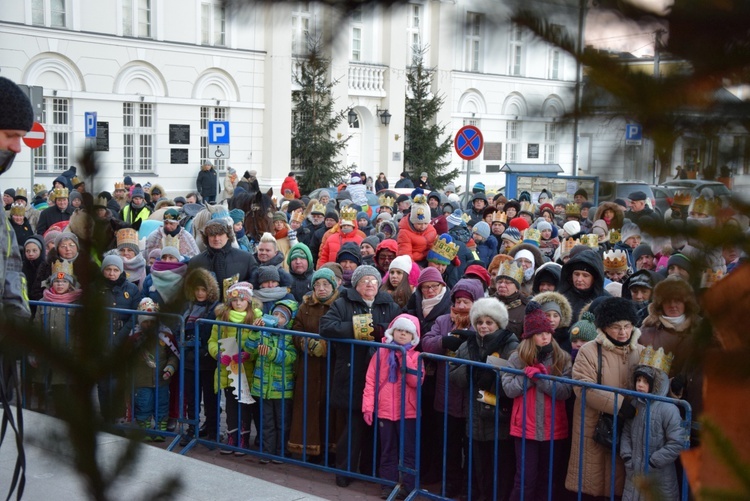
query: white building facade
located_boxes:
[0,0,581,196]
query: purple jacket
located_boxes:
[422,314,472,417]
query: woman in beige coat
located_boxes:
[566,297,644,498]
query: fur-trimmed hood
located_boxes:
[183,267,220,303]
[595,326,642,353]
[630,364,669,397]
[593,202,624,229]
[532,291,573,328]
[470,297,509,330]
[641,275,700,330]
[508,242,545,271]
[149,183,167,200]
[533,261,562,293]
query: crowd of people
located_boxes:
[3,75,746,500]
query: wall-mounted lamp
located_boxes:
[52,89,58,96]
[348,108,358,127]
[514,115,519,120]
[216,99,221,106]
[394,134,400,141]
[140,95,145,102]
[377,106,391,127]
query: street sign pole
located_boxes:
[208,121,230,203]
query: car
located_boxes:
[662,180,732,199]
[650,185,679,216]
[598,180,657,212]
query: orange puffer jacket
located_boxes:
[397,216,437,262]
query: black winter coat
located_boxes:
[101,273,142,342]
[558,249,610,320]
[35,205,70,235]
[288,269,313,303]
[319,288,400,409]
[187,242,257,299]
[196,168,218,199]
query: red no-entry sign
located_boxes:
[454,125,483,160]
[23,122,46,149]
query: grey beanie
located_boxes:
[160,246,182,261]
[351,265,380,288]
[473,221,491,239]
[539,300,562,317]
[102,254,124,273]
[55,231,79,249]
[258,266,280,285]
[0,77,34,131]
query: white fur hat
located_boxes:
[389,255,412,275]
[469,297,509,330]
[384,314,421,346]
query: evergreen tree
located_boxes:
[291,37,349,193]
[404,47,455,190]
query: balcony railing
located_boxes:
[348,62,386,97]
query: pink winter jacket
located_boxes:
[362,342,424,421]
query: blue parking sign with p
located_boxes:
[626,124,642,141]
[85,112,97,138]
[208,121,229,144]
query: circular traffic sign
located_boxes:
[23,122,46,149]
[454,125,483,160]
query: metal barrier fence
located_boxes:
[22,304,692,501]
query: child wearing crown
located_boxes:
[29,259,83,414]
[620,346,684,501]
[397,194,438,264]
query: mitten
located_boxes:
[477,390,496,406]
[670,374,686,398]
[232,352,250,363]
[533,363,548,375]
[163,365,175,380]
[363,412,373,426]
[307,338,326,357]
[524,366,542,380]
[287,229,297,242]
[618,396,637,419]
[441,335,463,352]
[220,354,232,366]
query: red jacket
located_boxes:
[362,342,423,420]
[397,217,437,263]
[316,227,365,268]
[501,351,573,441]
[280,176,301,199]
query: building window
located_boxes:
[32,0,66,28]
[33,97,70,172]
[549,49,560,80]
[292,2,311,56]
[545,123,557,163]
[123,0,151,38]
[123,102,155,172]
[465,12,481,72]
[201,2,226,46]
[351,27,362,62]
[506,120,520,162]
[200,106,227,173]
[407,3,422,64]
[509,24,523,76]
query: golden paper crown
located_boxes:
[51,187,69,201]
[33,183,47,195]
[340,206,358,224]
[490,211,507,224]
[561,237,577,256]
[413,194,428,205]
[580,234,599,248]
[519,201,536,215]
[608,229,621,245]
[116,228,139,249]
[114,181,126,190]
[672,190,693,207]
[603,249,629,272]
[94,196,109,208]
[378,194,395,207]
[496,261,524,284]
[690,194,718,216]
[565,203,581,217]
[289,211,304,224]
[310,202,326,215]
[430,236,459,262]
[9,203,25,216]
[639,346,674,374]
[72,176,82,186]
[523,228,541,244]
[700,267,725,289]
[51,259,76,282]
[461,212,471,223]
[163,233,181,249]
[15,187,27,200]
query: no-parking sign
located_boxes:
[454,125,483,160]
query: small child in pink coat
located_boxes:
[362,314,424,497]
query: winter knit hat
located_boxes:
[537,221,552,233]
[351,265,380,288]
[258,266,281,285]
[501,227,522,244]
[229,209,245,224]
[160,246,182,261]
[470,297,509,330]
[131,186,145,199]
[410,194,431,225]
[417,266,446,287]
[594,297,639,331]
[522,301,553,339]
[570,312,597,343]
[226,281,253,303]
[325,209,339,222]
[102,254,124,273]
[336,242,362,265]
[137,297,159,324]
[55,231,79,250]
[539,299,562,317]
[509,217,530,232]
[273,211,287,223]
[465,264,492,289]
[321,262,343,282]
[563,221,581,237]
[389,255,413,275]
[312,267,338,291]
[361,235,381,252]
[446,210,465,229]
[632,244,654,264]
[0,77,34,131]
[473,221,491,239]
[384,314,421,346]
[272,299,299,325]
[515,249,535,269]
[44,229,61,248]
[620,222,641,243]
[667,253,691,272]
[472,182,486,193]
[148,248,162,261]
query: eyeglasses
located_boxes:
[58,243,77,249]
[607,322,633,333]
[360,278,380,285]
[313,283,332,289]
[421,283,442,291]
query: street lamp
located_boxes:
[348,108,357,127]
[377,107,391,126]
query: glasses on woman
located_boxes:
[360,278,380,285]
[421,283,442,291]
[58,243,77,249]
[607,322,633,333]
[313,283,332,290]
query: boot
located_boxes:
[221,428,237,455]
[235,428,249,457]
[137,420,153,442]
[153,420,167,442]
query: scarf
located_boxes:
[274,227,289,240]
[253,286,289,304]
[184,300,211,329]
[605,334,632,347]
[229,309,250,324]
[603,215,612,226]
[43,287,82,304]
[342,269,354,286]
[536,343,554,362]
[235,227,247,240]
[131,199,146,209]
[164,225,181,237]
[421,287,446,318]
[206,241,232,283]
[149,261,188,304]
[387,343,414,383]
[660,314,688,331]
[121,252,147,288]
